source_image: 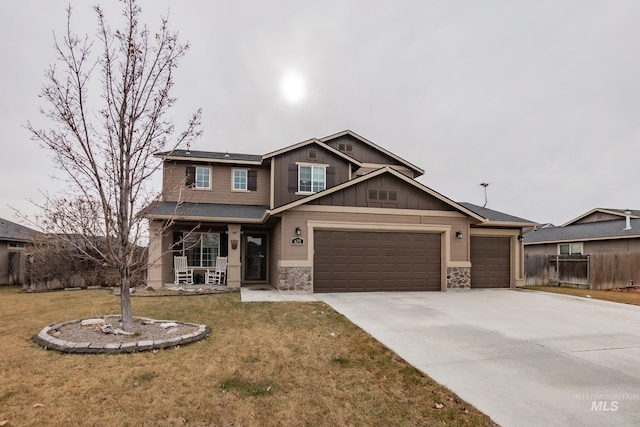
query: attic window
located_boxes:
[368,189,397,201]
[338,143,353,153]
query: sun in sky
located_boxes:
[280,70,306,103]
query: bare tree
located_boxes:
[26,0,201,329]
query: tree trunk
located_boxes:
[120,271,133,330]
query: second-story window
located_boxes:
[195,167,211,189]
[233,169,248,191]
[298,164,326,193]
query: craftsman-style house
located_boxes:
[146,130,536,292]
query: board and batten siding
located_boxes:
[324,135,415,177]
[272,145,351,208]
[162,161,269,206]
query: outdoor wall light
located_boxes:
[295,227,302,236]
[455,231,463,239]
[231,239,238,250]
[517,234,525,242]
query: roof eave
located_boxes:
[319,129,425,176]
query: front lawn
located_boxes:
[0,287,495,426]
[524,286,640,306]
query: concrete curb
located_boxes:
[31,317,210,354]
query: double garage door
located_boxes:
[314,230,442,292]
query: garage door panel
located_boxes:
[314,230,441,292]
[470,236,510,288]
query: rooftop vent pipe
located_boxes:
[624,210,632,230]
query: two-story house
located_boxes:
[146,130,536,292]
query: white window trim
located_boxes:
[296,162,328,195]
[231,168,249,192]
[558,242,583,255]
[195,166,212,190]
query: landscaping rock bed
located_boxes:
[32,315,210,354]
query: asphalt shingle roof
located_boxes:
[0,218,39,242]
[524,218,640,244]
[157,150,263,163]
[145,202,268,220]
[458,202,536,224]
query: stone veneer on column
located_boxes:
[447,267,471,289]
[277,267,313,291]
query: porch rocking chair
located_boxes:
[174,256,194,285]
[205,256,228,285]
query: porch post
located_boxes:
[227,224,242,288]
[147,220,164,289]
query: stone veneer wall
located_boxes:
[447,267,471,289]
[278,266,313,291]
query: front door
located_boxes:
[244,233,267,282]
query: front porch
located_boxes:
[147,221,273,290]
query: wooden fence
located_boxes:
[525,253,640,289]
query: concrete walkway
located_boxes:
[242,287,640,426]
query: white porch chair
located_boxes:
[174,256,193,285]
[205,256,228,285]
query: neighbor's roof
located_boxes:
[0,218,39,242]
[562,208,640,226]
[145,202,268,223]
[155,150,263,164]
[458,203,538,226]
[524,218,640,244]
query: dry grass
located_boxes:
[0,287,496,427]
[524,286,640,306]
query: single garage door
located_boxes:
[314,230,441,292]
[470,236,510,288]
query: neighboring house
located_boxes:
[524,208,640,255]
[146,130,537,292]
[0,218,39,285]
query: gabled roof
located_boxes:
[320,130,425,177]
[145,202,268,223]
[562,208,640,226]
[0,218,39,242]
[270,166,485,221]
[262,137,362,166]
[524,218,640,245]
[458,203,539,227]
[155,150,263,165]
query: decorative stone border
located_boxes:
[31,317,210,354]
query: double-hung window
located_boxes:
[195,167,211,189]
[232,169,248,191]
[298,164,326,193]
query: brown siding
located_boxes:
[281,209,470,263]
[162,161,269,206]
[308,174,455,211]
[324,134,409,169]
[269,220,282,286]
[526,238,640,256]
[272,144,351,207]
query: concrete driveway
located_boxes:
[313,289,640,427]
